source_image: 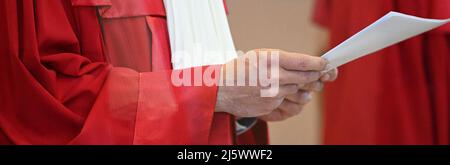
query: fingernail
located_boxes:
[321,74,330,81]
[303,92,312,101]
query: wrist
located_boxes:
[215,64,228,113]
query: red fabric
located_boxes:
[236,121,269,145]
[0,0,267,145]
[314,0,449,145]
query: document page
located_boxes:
[322,12,450,71]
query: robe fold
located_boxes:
[314,0,449,145]
[0,0,268,145]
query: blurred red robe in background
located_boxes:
[314,0,449,144]
[0,0,268,145]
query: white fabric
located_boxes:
[164,0,237,69]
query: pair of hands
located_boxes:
[215,49,338,122]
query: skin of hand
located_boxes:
[215,49,335,119]
[258,68,338,121]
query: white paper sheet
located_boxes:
[322,12,449,71]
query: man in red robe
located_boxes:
[0,0,337,144]
[314,0,449,145]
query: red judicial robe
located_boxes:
[0,0,268,145]
[314,0,449,144]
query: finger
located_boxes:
[279,99,304,116]
[328,68,338,81]
[274,84,299,98]
[259,100,305,122]
[320,68,338,82]
[279,68,321,85]
[286,91,312,105]
[298,82,323,92]
[279,50,328,71]
[320,73,330,82]
[258,109,283,122]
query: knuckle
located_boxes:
[296,59,309,70]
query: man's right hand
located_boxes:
[215,49,328,119]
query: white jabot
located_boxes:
[164,0,237,69]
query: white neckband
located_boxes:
[164,0,237,69]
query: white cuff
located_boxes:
[235,118,258,136]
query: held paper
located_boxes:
[322,12,449,71]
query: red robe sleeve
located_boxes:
[0,0,221,145]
